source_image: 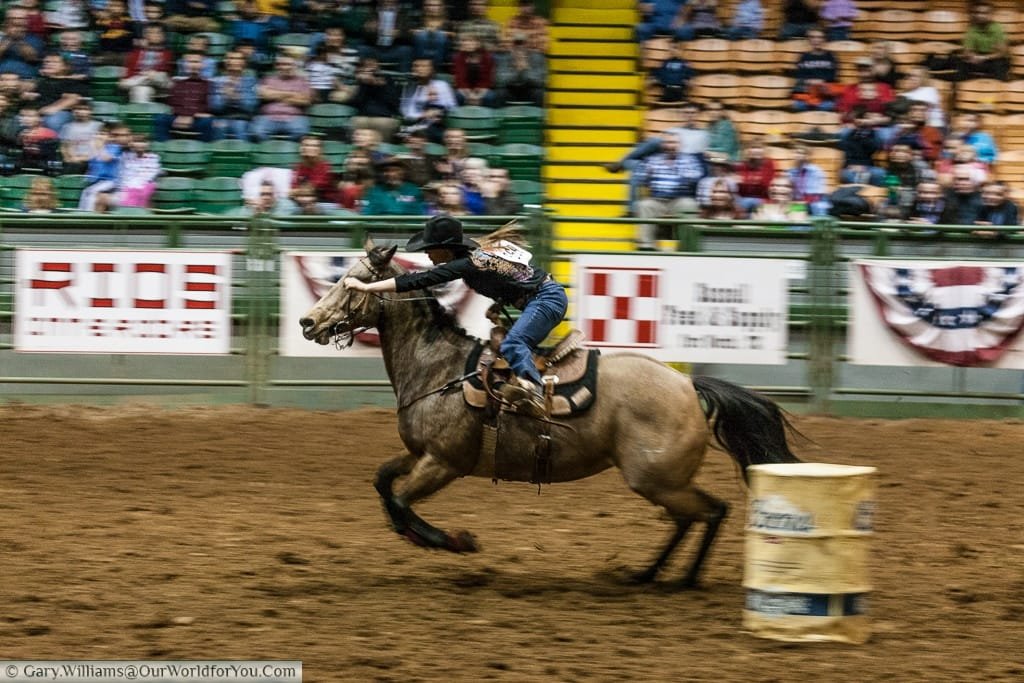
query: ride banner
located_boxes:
[14,249,232,354]
[849,260,1024,368]
[573,255,792,364]
[279,251,494,357]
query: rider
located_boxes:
[343,215,568,418]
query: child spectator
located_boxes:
[726,0,763,41]
[23,176,57,213]
[791,29,840,112]
[735,139,776,214]
[453,35,496,107]
[16,106,59,172]
[700,178,742,219]
[650,38,694,104]
[953,113,998,166]
[59,100,101,175]
[786,145,830,216]
[430,182,470,216]
[291,182,328,215]
[754,176,808,223]
[459,159,490,215]
[78,123,125,211]
[434,127,469,181]
[120,24,173,103]
[116,133,161,208]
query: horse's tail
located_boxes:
[692,375,802,482]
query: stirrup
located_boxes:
[500,380,546,418]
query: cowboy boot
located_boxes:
[500,377,546,419]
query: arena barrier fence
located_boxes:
[1,211,1022,416]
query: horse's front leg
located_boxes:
[374,453,478,553]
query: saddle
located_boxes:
[462,328,600,417]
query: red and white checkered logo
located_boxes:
[580,267,660,347]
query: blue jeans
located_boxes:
[412,30,449,70]
[500,279,568,386]
[213,118,250,140]
[249,115,309,141]
[622,138,664,211]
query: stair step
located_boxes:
[549,72,643,90]
[548,90,637,106]
[546,145,631,162]
[550,39,636,57]
[551,8,636,25]
[555,0,636,9]
[547,182,628,201]
[553,221,637,240]
[547,108,642,127]
[555,238,634,252]
[546,201,626,217]
[551,25,634,40]
[549,57,636,73]
[544,163,623,180]
[547,128,638,144]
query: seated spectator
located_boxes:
[705,100,740,160]
[943,169,984,225]
[869,42,901,89]
[362,0,414,73]
[318,27,360,102]
[944,143,989,187]
[838,58,894,122]
[791,29,841,112]
[819,0,857,42]
[676,0,722,41]
[19,0,45,41]
[956,2,1010,82]
[254,0,290,36]
[483,167,524,215]
[16,106,59,172]
[338,150,375,211]
[250,180,296,216]
[953,113,998,166]
[115,133,161,209]
[156,52,214,141]
[700,178,742,220]
[228,0,274,65]
[697,152,739,212]
[0,93,17,171]
[351,126,387,164]
[973,181,1019,234]
[211,50,259,141]
[754,176,808,223]
[0,7,44,78]
[604,100,708,213]
[494,35,546,106]
[649,38,694,104]
[903,180,952,225]
[725,0,763,41]
[735,139,776,214]
[0,72,29,109]
[459,0,502,53]
[252,54,313,141]
[306,44,344,104]
[413,0,453,71]
[882,142,929,199]
[459,159,491,215]
[59,100,101,174]
[888,101,943,162]
[79,123,126,211]
[95,0,134,60]
[177,35,218,80]
[787,145,830,216]
[291,135,338,203]
[362,157,426,215]
[839,108,886,186]
[401,57,457,142]
[349,55,401,141]
[401,129,438,186]
[58,30,91,81]
[637,1,685,42]
[633,134,707,250]
[502,0,549,53]
[453,35,496,107]
[28,53,85,133]
[430,181,470,216]
[433,127,469,181]
[779,0,819,40]
[291,182,328,215]
[22,175,57,213]
[898,67,945,130]
[164,0,220,34]
[120,24,173,103]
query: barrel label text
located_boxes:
[748,495,816,533]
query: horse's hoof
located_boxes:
[447,530,480,553]
[627,568,658,585]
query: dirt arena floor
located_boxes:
[1,404,1022,682]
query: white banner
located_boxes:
[573,255,792,364]
[15,249,232,354]
[849,259,1024,368]
[279,251,494,357]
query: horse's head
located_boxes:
[299,239,398,346]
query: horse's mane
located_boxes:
[475,221,529,250]
[384,258,474,343]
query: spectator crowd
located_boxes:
[0,0,546,216]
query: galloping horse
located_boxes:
[300,241,802,586]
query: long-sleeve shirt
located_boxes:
[210,73,259,116]
[400,79,457,121]
[636,153,707,200]
[361,182,425,215]
[291,160,337,203]
[119,151,161,189]
[394,254,549,305]
[736,159,777,199]
[168,76,211,117]
[793,50,838,85]
[453,51,495,90]
[963,131,999,165]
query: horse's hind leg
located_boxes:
[375,453,478,554]
[676,489,729,588]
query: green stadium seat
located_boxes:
[120,102,172,136]
[91,100,121,122]
[194,176,244,214]
[424,142,446,157]
[91,65,125,103]
[498,106,545,145]
[376,142,408,157]
[446,106,499,142]
[54,175,90,209]
[199,32,232,58]
[209,139,254,177]
[112,206,152,215]
[160,139,212,175]
[274,33,313,49]
[0,174,37,209]
[152,176,197,211]
[308,103,355,136]
[322,140,353,167]
[467,142,496,163]
[253,139,299,168]
[510,179,544,205]
[493,143,544,182]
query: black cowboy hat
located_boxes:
[405,215,479,252]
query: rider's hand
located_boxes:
[343,277,368,291]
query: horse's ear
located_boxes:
[363,236,377,253]
[368,243,398,268]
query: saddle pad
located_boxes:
[462,343,600,417]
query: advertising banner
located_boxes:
[15,249,232,354]
[849,260,1024,368]
[573,255,792,364]
[279,251,494,357]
